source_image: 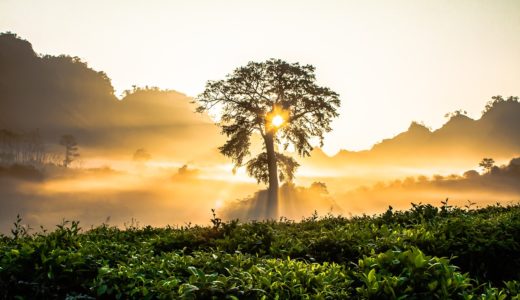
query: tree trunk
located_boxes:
[64,146,71,168]
[264,132,278,219]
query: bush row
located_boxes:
[1,203,519,299]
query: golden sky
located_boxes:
[1,0,520,154]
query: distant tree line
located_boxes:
[0,129,47,166]
[0,129,79,168]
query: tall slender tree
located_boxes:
[196,59,340,218]
[60,134,79,168]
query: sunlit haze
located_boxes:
[2,2,520,295]
[1,1,520,233]
[2,0,519,153]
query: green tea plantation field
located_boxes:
[2,202,520,299]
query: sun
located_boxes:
[266,107,289,130]
[272,115,284,127]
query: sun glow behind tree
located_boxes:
[196,59,340,219]
[266,106,289,130]
[271,115,284,128]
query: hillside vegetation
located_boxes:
[3,33,520,168]
[1,202,520,299]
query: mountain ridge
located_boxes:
[1,33,519,168]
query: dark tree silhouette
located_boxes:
[479,158,495,173]
[0,129,46,166]
[196,59,340,218]
[60,134,79,168]
[133,148,151,162]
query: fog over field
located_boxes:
[1,33,520,233]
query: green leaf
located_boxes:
[181,283,199,294]
[367,268,376,283]
[414,254,426,268]
[97,284,108,295]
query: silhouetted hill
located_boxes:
[2,33,519,170]
[306,96,520,171]
[0,33,222,161]
[0,33,116,131]
[336,156,520,215]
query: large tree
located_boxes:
[196,59,340,218]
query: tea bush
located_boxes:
[1,203,520,299]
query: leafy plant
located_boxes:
[2,203,520,299]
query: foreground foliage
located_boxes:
[1,202,520,299]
